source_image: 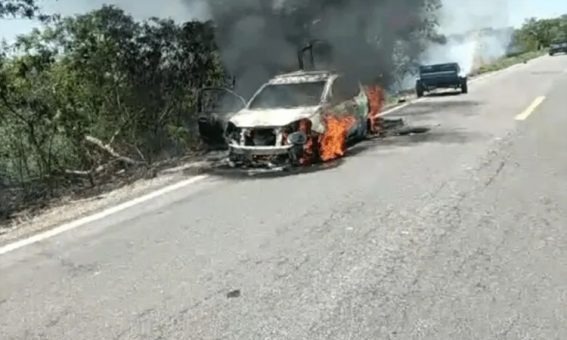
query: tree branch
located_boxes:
[84,135,142,165]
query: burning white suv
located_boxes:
[223,70,383,168]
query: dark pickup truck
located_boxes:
[549,42,567,56]
[415,62,468,97]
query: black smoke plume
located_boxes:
[192,0,442,97]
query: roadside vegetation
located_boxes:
[0,5,228,220]
[469,50,545,76]
[471,15,567,76]
[0,0,565,223]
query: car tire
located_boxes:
[416,83,424,98]
[288,145,304,167]
[461,80,468,94]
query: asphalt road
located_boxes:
[2,55,567,340]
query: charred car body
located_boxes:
[415,62,468,97]
[198,40,402,169]
[224,70,381,168]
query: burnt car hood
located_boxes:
[229,106,320,128]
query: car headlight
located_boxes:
[287,131,307,145]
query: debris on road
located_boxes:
[226,289,241,298]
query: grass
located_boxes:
[469,50,546,76]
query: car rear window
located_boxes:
[420,64,458,73]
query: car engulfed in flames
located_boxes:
[216,69,393,169]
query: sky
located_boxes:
[1,0,566,42]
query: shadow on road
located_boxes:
[425,90,463,97]
[383,129,481,146]
[347,128,482,158]
[206,158,345,180]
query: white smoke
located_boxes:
[421,0,514,75]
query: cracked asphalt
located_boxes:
[1,55,567,339]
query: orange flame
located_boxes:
[295,84,386,165]
[318,114,357,162]
[366,85,385,134]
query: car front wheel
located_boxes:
[416,83,424,98]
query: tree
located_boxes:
[0,0,38,18]
[0,5,226,208]
[514,16,567,51]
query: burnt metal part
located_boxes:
[245,129,277,146]
[297,39,334,71]
[228,152,291,169]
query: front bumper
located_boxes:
[229,144,293,156]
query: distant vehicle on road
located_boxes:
[549,42,567,56]
[415,62,468,98]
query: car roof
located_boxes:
[269,70,336,85]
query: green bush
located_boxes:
[0,6,227,195]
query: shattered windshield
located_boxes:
[248,81,326,109]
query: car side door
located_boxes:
[325,75,368,138]
[196,87,247,146]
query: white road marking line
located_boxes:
[0,175,209,256]
[515,96,546,121]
